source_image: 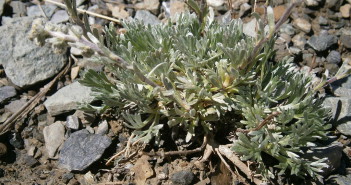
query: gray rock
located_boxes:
[0,0,5,15]
[292,33,307,49]
[307,33,338,52]
[340,34,351,49]
[328,174,351,185]
[217,11,232,25]
[280,23,295,36]
[288,47,302,55]
[62,173,74,184]
[323,97,351,121]
[304,0,320,6]
[330,75,351,97]
[58,129,111,171]
[171,170,194,185]
[22,155,39,167]
[332,75,351,89]
[293,18,311,33]
[134,10,161,25]
[43,121,65,158]
[333,87,351,97]
[5,99,27,114]
[0,86,16,104]
[0,17,66,88]
[96,120,108,135]
[206,0,224,7]
[10,1,26,17]
[302,142,343,177]
[27,4,57,18]
[337,122,351,136]
[66,115,80,130]
[318,16,328,25]
[243,19,257,38]
[50,10,70,24]
[326,50,341,64]
[44,81,94,116]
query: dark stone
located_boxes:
[171,170,194,185]
[9,132,24,149]
[58,129,111,171]
[22,155,39,167]
[62,172,74,184]
[307,33,338,52]
[302,142,343,177]
[0,86,16,104]
[341,34,351,49]
[326,50,341,64]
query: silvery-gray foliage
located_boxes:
[30,0,348,180]
[79,15,329,178]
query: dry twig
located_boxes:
[145,135,208,157]
[236,111,281,133]
[218,144,263,185]
[43,0,121,24]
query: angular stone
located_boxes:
[243,19,257,38]
[318,16,328,25]
[292,33,307,49]
[307,33,338,52]
[323,97,351,121]
[280,24,295,36]
[0,17,66,88]
[293,18,311,33]
[27,4,57,18]
[44,81,94,116]
[340,4,351,18]
[50,10,69,24]
[331,75,351,97]
[5,99,27,114]
[66,115,80,130]
[134,10,161,25]
[171,170,194,185]
[305,0,319,6]
[59,129,111,171]
[0,86,16,104]
[10,1,26,17]
[96,120,108,135]
[340,34,351,49]
[326,50,341,64]
[337,122,351,136]
[43,121,65,158]
[206,0,224,7]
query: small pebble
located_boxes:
[326,50,341,64]
[293,18,312,33]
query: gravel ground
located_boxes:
[1,0,351,184]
